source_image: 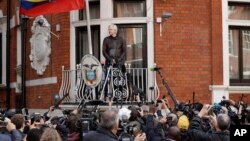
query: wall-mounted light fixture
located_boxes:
[156,12,172,37]
[56,24,61,32]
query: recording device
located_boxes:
[150,67,162,71]
[118,115,135,141]
[207,106,214,116]
[0,121,7,127]
[22,108,29,120]
[167,116,173,122]
[0,114,8,132]
[30,113,43,127]
[79,117,98,138]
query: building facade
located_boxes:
[0,0,250,110]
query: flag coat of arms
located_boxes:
[20,0,85,17]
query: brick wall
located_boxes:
[154,0,215,104]
[20,13,71,109]
[0,0,71,108]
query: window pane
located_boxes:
[76,26,100,64]
[117,25,147,68]
[229,29,239,79]
[228,4,250,20]
[79,1,100,20]
[242,30,250,79]
[114,0,146,17]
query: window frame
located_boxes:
[229,26,250,85]
[117,24,147,68]
[75,25,100,64]
[79,0,100,20]
[113,0,146,18]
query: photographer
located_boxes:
[0,121,23,141]
[50,116,68,141]
[188,104,230,141]
[67,113,81,141]
[10,114,26,139]
[83,109,146,141]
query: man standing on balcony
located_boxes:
[102,24,126,68]
[102,24,127,101]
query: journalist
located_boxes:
[83,109,146,141]
[188,104,230,141]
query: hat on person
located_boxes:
[177,115,189,130]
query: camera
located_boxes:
[0,114,8,132]
[0,121,7,127]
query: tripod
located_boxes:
[155,68,178,109]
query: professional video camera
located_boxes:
[118,115,135,141]
[77,100,103,137]
[0,113,7,132]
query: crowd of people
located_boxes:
[0,97,249,141]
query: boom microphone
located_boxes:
[150,67,162,71]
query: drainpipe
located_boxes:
[6,0,11,109]
[21,17,28,108]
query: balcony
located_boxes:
[58,64,159,106]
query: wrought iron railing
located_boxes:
[58,65,159,103]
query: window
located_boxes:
[114,0,146,17]
[228,3,250,20]
[117,24,147,68]
[0,33,2,84]
[75,26,100,64]
[79,0,100,20]
[229,27,250,85]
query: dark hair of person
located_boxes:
[26,128,43,141]
[67,113,81,133]
[11,114,25,130]
[129,106,140,121]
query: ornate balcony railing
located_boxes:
[58,65,160,104]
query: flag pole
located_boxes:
[85,0,93,55]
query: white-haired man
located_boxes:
[102,24,126,67]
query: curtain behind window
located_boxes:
[76,26,100,64]
[114,0,146,17]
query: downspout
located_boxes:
[6,0,11,108]
[21,17,27,108]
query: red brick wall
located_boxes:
[211,0,223,85]
[0,0,71,108]
[0,0,18,108]
[21,13,71,109]
[154,0,215,104]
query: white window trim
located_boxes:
[210,0,250,103]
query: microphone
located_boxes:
[150,67,162,71]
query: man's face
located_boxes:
[108,26,116,36]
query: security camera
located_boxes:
[162,12,172,20]
[37,19,44,26]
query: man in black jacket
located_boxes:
[83,109,146,141]
[188,104,230,141]
[102,24,126,67]
[102,24,127,101]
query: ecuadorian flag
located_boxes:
[20,0,85,17]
